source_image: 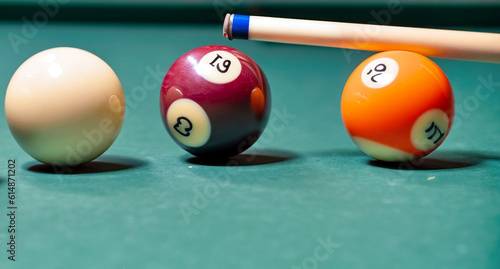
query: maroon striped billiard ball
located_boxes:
[160,45,271,158]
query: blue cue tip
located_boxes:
[224,14,249,40]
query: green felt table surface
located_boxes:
[0,3,500,269]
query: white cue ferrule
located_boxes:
[223,13,500,63]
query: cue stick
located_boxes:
[223,14,500,63]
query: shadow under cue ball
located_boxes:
[160,45,271,158]
[341,51,455,162]
[5,47,125,166]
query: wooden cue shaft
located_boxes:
[223,14,500,63]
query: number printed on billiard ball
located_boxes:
[361,57,399,88]
[411,109,450,151]
[426,122,445,144]
[197,50,242,84]
[167,98,211,148]
[367,63,386,82]
[173,117,193,137]
[209,53,231,73]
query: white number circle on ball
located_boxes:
[167,98,211,148]
[411,109,450,151]
[196,51,242,84]
[361,57,399,89]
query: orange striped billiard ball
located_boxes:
[341,51,455,162]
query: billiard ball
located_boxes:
[5,47,125,166]
[341,51,455,162]
[160,45,271,158]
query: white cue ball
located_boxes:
[5,47,125,166]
